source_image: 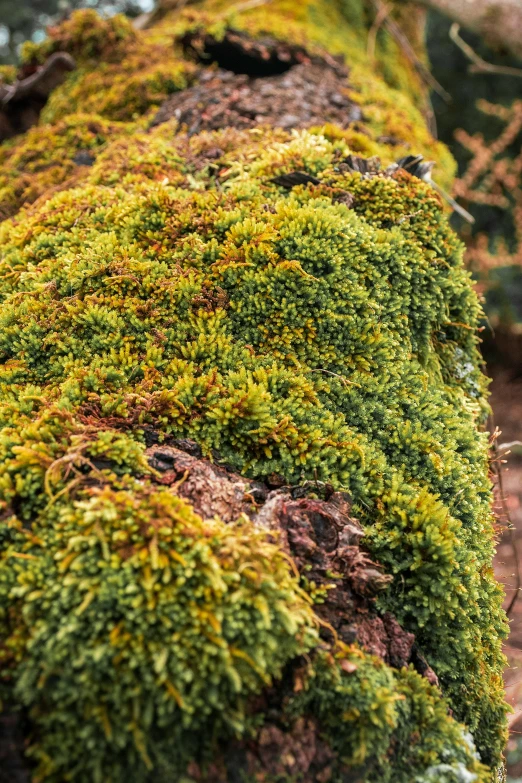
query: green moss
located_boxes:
[0,2,508,780]
[0,124,507,778]
[2,478,319,781]
[20,10,196,124]
[0,114,131,220]
[0,64,17,85]
[20,10,137,64]
[287,652,489,782]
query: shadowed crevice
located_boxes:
[179,28,308,76]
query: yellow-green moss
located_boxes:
[0,123,508,779]
[20,10,196,124]
[0,2,507,781]
[163,0,455,189]
[0,65,17,85]
[0,114,131,220]
[289,652,489,782]
[13,3,455,188]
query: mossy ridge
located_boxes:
[2,0,455,218]
[18,9,196,125]
[0,464,488,782]
[161,0,455,188]
[0,1,507,779]
[0,114,133,221]
[0,120,507,779]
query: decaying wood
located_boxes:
[0,52,75,142]
[147,440,436,679]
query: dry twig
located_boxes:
[367,1,391,63]
[490,420,521,618]
[369,0,451,102]
[449,24,522,79]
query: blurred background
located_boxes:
[1,0,522,777]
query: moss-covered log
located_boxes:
[0,2,508,782]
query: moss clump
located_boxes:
[12,3,454,187]
[288,652,488,782]
[20,10,196,123]
[20,9,138,64]
[0,65,17,85]
[2,477,318,781]
[0,114,130,220]
[0,1,508,780]
[0,123,507,778]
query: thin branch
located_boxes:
[0,52,75,105]
[369,0,451,102]
[449,24,522,79]
[415,0,522,62]
[431,181,475,224]
[367,1,391,63]
[490,420,521,618]
[499,440,522,451]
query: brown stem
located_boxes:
[449,23,522,77]
[369,0,451,101]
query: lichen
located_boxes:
[0,2,508,781]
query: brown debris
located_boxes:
[338,153,382,176]
[0,53,75,141]
[187,717,340,783]
[151,61,362,134]
[270,171,321,189]
[248,718,336,783]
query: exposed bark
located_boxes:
[151,54,361,133]
[0,52,75,142]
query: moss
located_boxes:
[20,10,138,64]
[0,114,131,220]
[0,65,17,85]
[0,1,508,780]
[12,3,454,187]
[286,652,489,782]
[2,478,319,781]
[166,0,455,189]
[0,123,507,777]
[20,10,196,124]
